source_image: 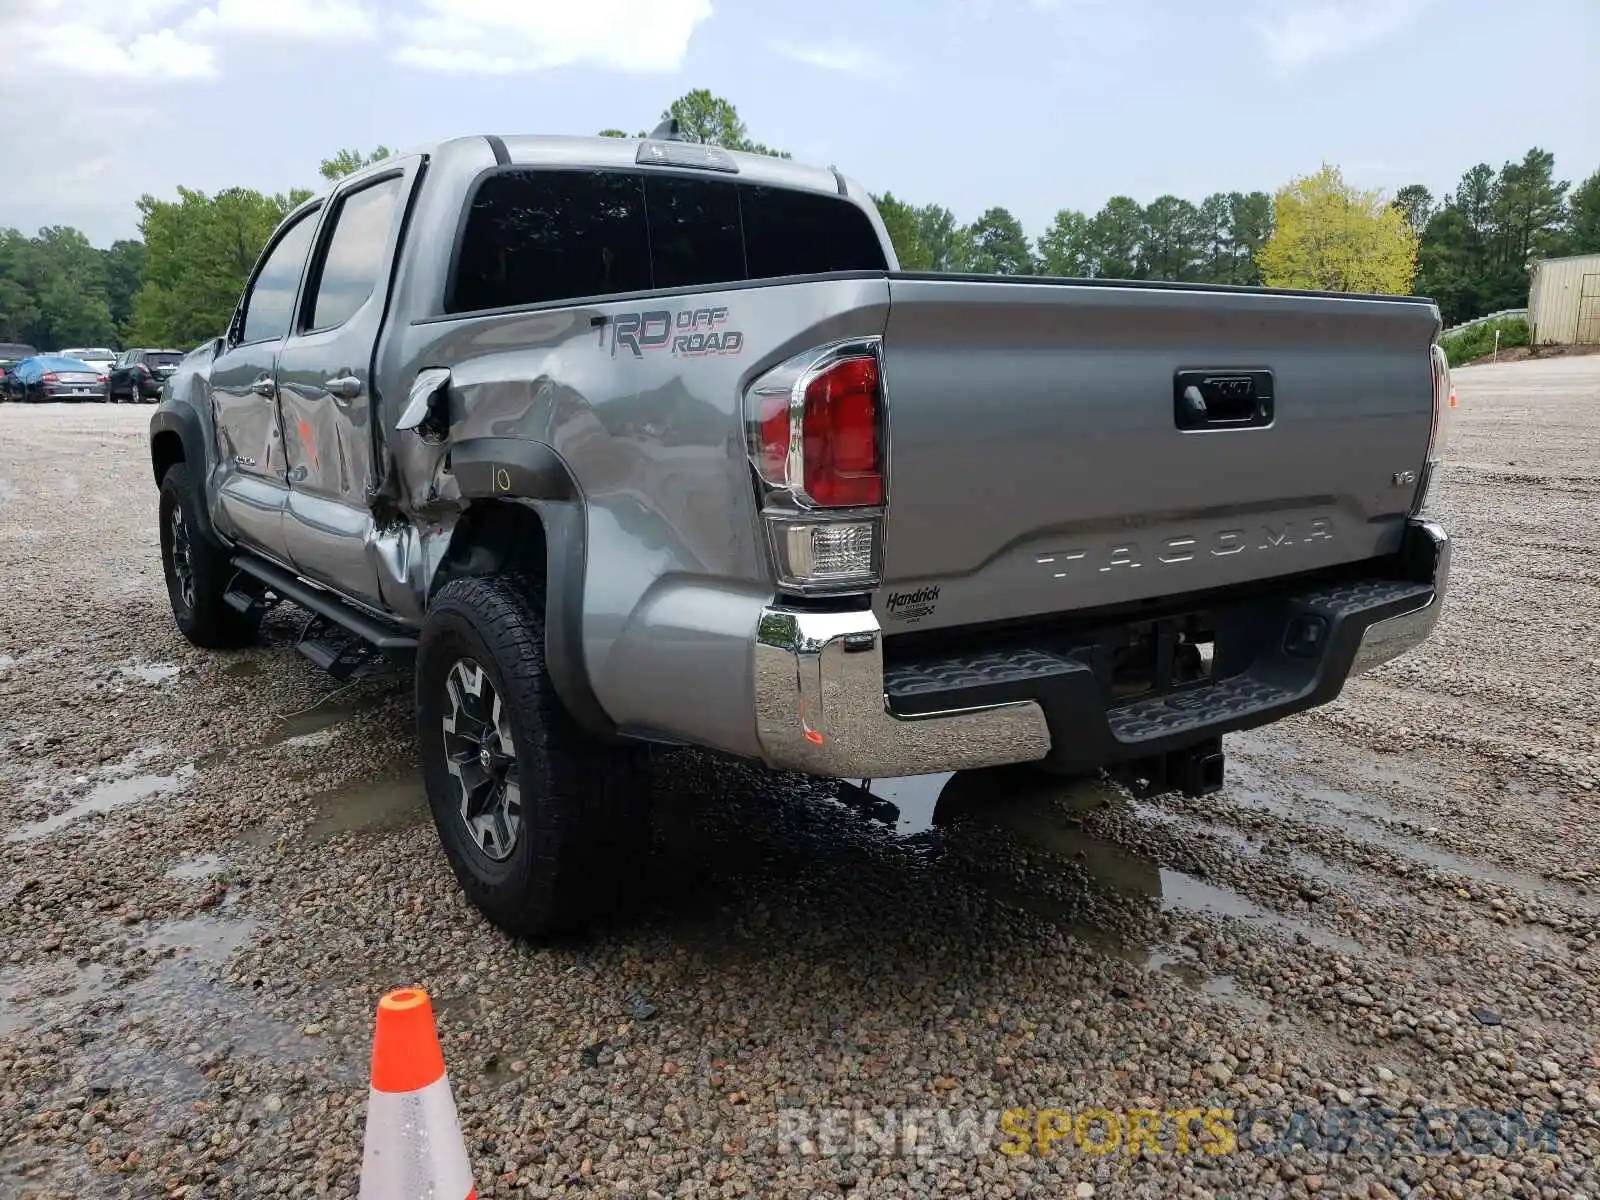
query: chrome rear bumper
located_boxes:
[753,519,1450,779]
[753,608,1052,777]
[1349,520,1450,676]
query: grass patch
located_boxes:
[1441,316,1529,366]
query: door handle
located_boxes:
[324,375,363,400]
[249,376,276,397]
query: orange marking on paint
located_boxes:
[298,418,319,468]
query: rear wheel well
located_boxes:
[432,500,548,598]
[151,430,184,486]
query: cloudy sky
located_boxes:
[1,0,1595,248]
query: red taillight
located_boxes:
[757,395,791,482]
[753,354,884,508]
[41,372,57,383]
[800,356,882,507]
[137,363,152,376]
[746,340,887,591]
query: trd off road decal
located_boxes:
[600,305,746,359]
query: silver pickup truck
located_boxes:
[147,127,1452,938]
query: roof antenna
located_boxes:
[648,118,683,142]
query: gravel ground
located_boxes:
[1,357,1598,1199]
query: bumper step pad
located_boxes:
[882,575,1434,771]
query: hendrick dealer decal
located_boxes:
[883,585,940,624]
[598,305,746,359]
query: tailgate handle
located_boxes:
[1174,370,1274,432]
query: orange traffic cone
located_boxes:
[359,988,476,1199]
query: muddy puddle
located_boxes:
[1223,759,1598,914]
[263,702,363,748]
[1136,803,1418,912]
[837,768,1355,1015]
[6,764,193,843]
[227,775,424,853]
[0,962,109,1038]
[303,772,426,843]
[119,659,180,685]
[1,912,350,1142]
[165,852,228,881]
[260,683,398,750]
[5,916,254,1045]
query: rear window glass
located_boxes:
[645,174,745,290]
[149,353,184,367]
[447,168,887,314]
[741,186,891,278]
[448,170,651,313]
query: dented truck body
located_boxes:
[150,131,1451,863]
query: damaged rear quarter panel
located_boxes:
[380,275,890,743]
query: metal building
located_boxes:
[1528,252,1600,345]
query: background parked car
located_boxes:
[108,348,185,403]
[4,355,109,402]
[0,342,40,399]
[59,346,117,377]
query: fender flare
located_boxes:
[523,497,618,741]
[448,437,578,502]
[148,404,224,546]
[440,439,614,739]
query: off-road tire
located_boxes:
[158,462,259,649]
[416,574,652,939]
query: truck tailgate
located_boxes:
[873,275,1440,633]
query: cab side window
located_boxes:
[240,210,320,344]
[307,176,405,331]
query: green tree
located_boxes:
[597,128,631,139]
[319,145,394,182]
[1488,149,1568,276]
[104,239,148,334]
[1392,184,1434,236]
[872,192,931,269]
[1568,169,1600,254]
[914,205,963,271]
[1139,195,1204,281]
[655,90,789,159]
[130,186,305,347]
[1194,194,1233,283]
[1259,164,1418,294]
[0,230,43,343]
[1413,149,1579,321]
[1414,208,1481,325]
[961,207,1034,275]
[1036,209,1092,276]
[1084,196,1145,279]
[3,227,118,347]
[1225,191,1273,285]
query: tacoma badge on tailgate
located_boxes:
[1036,518,1335,577]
